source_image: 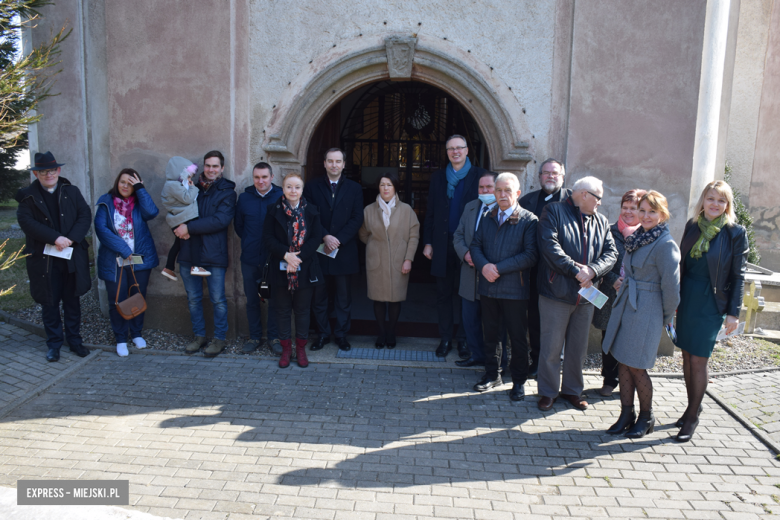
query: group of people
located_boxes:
[16,138,748,443]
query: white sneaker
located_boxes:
[191,266,211,276]
[117,343,129,357]
[132,337,147,349]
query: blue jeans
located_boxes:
[103,266,150,343]
[241,262,278,341]
[179,262,228,340]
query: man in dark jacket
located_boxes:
[470,173,538,401]
[234,162,283,354]
[519,158,572,378]
[15,152,92,362]
[423,135,484,358]
[303,148,364,351]
[175,150,237,358]
[535,176,617,412]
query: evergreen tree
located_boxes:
[724,164,761,265]
[0,0,69,201]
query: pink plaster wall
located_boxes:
[565,1,707,238]
[750,2,780,269]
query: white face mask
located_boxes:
[478,193,496,205]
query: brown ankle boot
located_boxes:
[279,339,292,368]
[295,338,309,368]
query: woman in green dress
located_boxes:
[676,180,748,442]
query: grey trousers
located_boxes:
[536,295,595,398]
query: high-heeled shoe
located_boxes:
[386,333,396,349]
[675,417,699,443]
[375,335,385,349]
[675,403,703,427]
[625,410,655,439]
[606,406,636,435]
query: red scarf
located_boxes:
[282,196,307,291]
[617,215,641,238]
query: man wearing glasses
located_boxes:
[535,176,617,412]
[15,152,92,362]
[423,135,486,358]
[519,158,571,378]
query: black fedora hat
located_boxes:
[30,151,65,171]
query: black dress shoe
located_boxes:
[473,374,502,392]
[455,357,484,367]
[435,340,452,358]
[509,384,525,401]
[386,334,396,349]
[675,417,699,443]
[457,341,469,359]
[46,348,60,362]
[336,337,351,351]
[69,345,90,358]
[675,404,703,428]
[311,336,330,351]
[375,336,385,349]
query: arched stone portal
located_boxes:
[262,34,534,179]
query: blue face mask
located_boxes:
[478,193,496,205]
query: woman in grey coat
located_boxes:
[602,191,680,438]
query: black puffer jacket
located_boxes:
[537,198,618,305]
[15,178,92,306]
[679,219,748,317]
[177,176,237,268]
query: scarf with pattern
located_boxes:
[282,196,307,291]
[198,172,222,191]
[690,213,726,259]
[112,195,135,248]
[625,222,667,254]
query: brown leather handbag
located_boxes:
[115,265,147,320]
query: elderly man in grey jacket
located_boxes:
[470,172,538,401]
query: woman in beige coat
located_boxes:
[359,172,420,349]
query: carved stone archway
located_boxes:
[262,34,533,178]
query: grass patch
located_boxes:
[0,209,19,232]
[755,338,780,366]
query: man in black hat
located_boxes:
[15,152,92,361]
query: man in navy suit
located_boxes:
[423,135,485,358]
[304,148,364,351]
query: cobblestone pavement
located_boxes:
[1,349,780,519]
[0,322,92,413]
[709,371,780,445]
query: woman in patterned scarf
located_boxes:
[675,181,748,442]
[263,172,324,368]
[602,191,680,439]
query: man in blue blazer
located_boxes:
[303,148,364,351]
[423,135,484,358]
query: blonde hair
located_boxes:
[282,171,304,186]
[692,180,736,225]
[639,190,671,223]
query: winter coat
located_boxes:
[262,199,324,290]
[234,184,283,268]
[177,176,237,268]
[161,157,199,228]
[470,204,538,300]
[537,198,618,305]
[358,197,420,302]
[423,165,484,277]
[679,219,748,317]
[452,199,491,302]
[602,227,681,369]
[94,188,160,282]
[302,176,364,276]
[592,222,626,330]
[15,178,92,306]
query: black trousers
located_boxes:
[274,285,314,340]
[434,237,465,342]
[527,267,541,367]
[312,274,352,338]
[600,329,620,388]
[165,224,201,271]
[41,260,83,351]
[481,296,529,384]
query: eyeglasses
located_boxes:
[37,169,58,177]
[446,146,467,152]
[586,190,602,201]
[541,171,563,178]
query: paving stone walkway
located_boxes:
[1,333,780,519]
[709,371,780,445]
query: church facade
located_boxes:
[27,0,780,337]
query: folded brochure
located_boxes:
[578,286,609,309]
[316,243,338,258]
[43,244,73,260]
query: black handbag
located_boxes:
[257,259,271,300]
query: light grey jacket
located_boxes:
[453,199,492,301]
[602,227,681,369]
[161,156,199,228]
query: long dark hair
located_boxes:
[108,168,142,199]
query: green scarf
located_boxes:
[690,213,726,259]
